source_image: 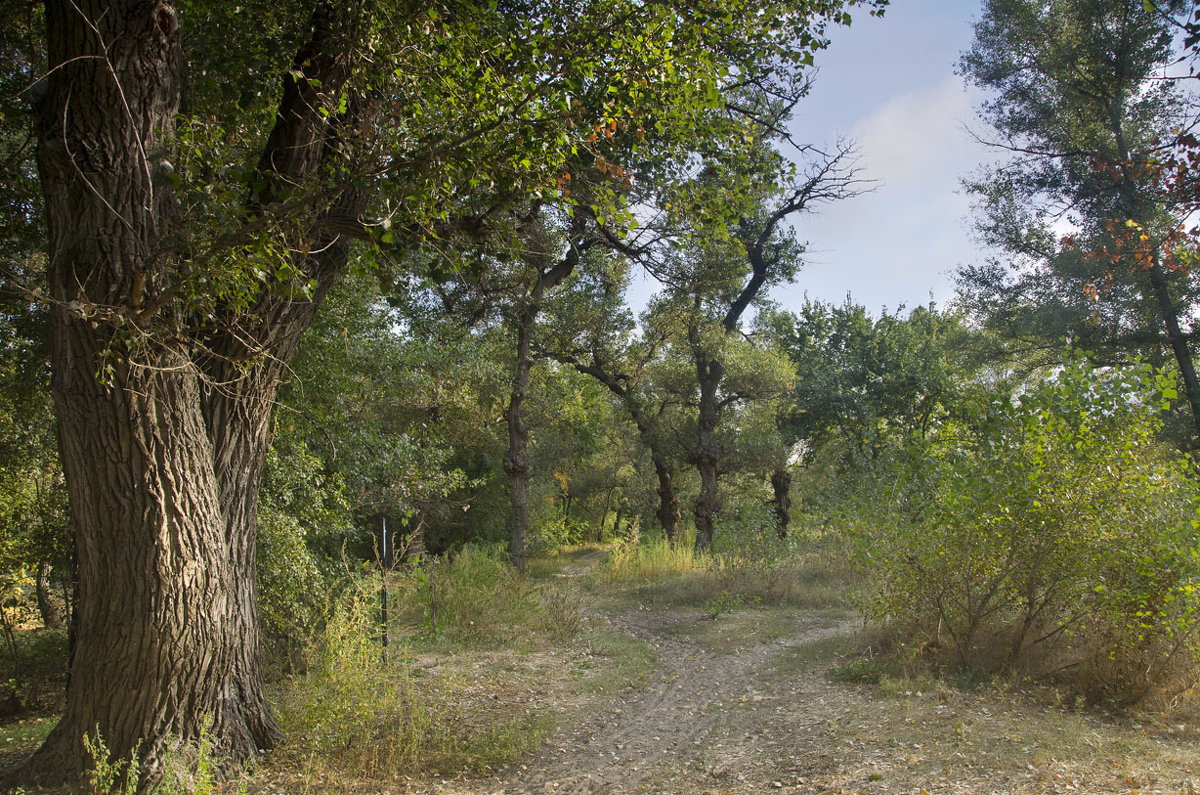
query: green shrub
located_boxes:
[853,357,1200,703]
[256,443,351,661]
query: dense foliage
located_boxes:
[4,0,1200,788]
[850,357,1200,703]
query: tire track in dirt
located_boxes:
[486,606,856,794]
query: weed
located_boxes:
[82,727,140,795]
[158,721,234,795]
[277,581,450,779]
[704,589,758,619]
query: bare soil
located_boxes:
[415,599,1200,794]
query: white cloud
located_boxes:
[773,76,998,314]
[851,75,979,186]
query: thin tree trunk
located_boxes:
[1145,263,1200,442]
[770,467,791,539]
[598,486,615,541]
[556,353,681,546]
[503,224,587,570]
[693,348,724,552]
[1109,93,1200,442]
[34,562,62,630]
[504,307,536,572]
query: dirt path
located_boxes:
[424,589,1200,795]
[491,606,856,794]
[413,595,860,795]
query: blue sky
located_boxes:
[623,0,996,318]
[777,0,993,315]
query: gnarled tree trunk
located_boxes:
[7,2,364,787]
[651,448,681,547]
[558,353,681,546]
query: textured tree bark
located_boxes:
[651,449,681,547]
[6,2,365,787]
[692,348,724,552]
[770,467,791,539]
[35,562,62,630]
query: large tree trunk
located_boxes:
[6,2,363,787]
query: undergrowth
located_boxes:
[266,543,584,786]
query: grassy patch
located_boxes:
[573,627,657,695]
[755,627,857,681]
[0,714,55,750]
[386,544,583,647]
[526,543,608,580]
[593,526,856,616]
[251,547,614,789]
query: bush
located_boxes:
[853,357,1200,704]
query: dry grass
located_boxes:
[5,542,1199,793]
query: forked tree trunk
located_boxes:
[26,346,275,782]
[7,2,363,787]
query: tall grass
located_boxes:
[605,523,706,580]
[393,543,582,644]
[276,577,450,779]
[600,514,854,611]
[270,543,584,783]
